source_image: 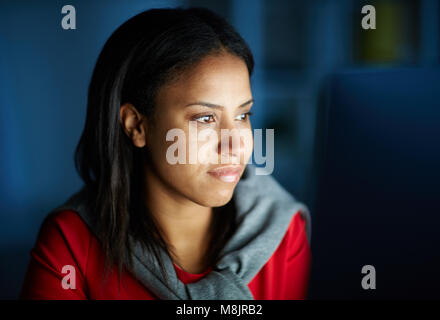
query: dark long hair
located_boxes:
[74,7,254,283]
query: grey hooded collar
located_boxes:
[49,164,311,299]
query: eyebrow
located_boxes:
[185,98,254,109]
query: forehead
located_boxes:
[156,52,252,108]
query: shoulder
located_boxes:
[248,210,311,299]
[20,210,92,299]
[235,165,312,244]
[282,211,309,257]
[38,210,92,246]
[34,210,92,272]
[263,209,310,268]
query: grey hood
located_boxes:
[49,164,311,299]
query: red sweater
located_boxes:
[20,210,311,300]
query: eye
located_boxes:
[235,112,253,121]
[194,114,216,124]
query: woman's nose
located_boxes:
[217,121,249,164]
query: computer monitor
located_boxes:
[308,68,440,299]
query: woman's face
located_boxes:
[143,52,254,207]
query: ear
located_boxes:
[120,103,147,148]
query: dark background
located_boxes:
[1,0,439,299]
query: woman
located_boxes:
[20,7,311,300]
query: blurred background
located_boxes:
[0,0,439,299]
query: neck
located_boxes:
[143,166,213,273]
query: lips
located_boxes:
[207,165,243,183]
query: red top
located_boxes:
[20,209,311,300]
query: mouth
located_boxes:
[207,164,244,183]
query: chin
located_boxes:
[196,186,235,208]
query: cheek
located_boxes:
[195,128,219,164]
[147,121,207,185]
